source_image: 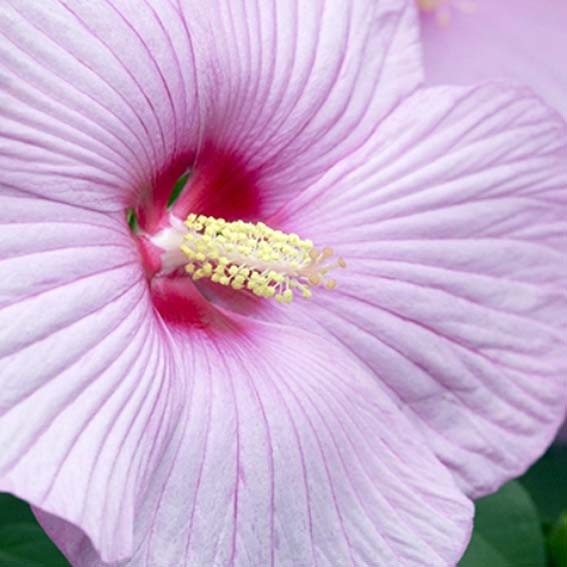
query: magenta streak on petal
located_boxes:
[278,372,357,565]
[230,333,316,566]
[180,336,211,567]
[0,25,151,184]
[43,302,154,501]
[231,345,276,567]
[58,1,168,164]
[103,0,180,157]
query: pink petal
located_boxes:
[271,84,567,498]
[176,0,422,215]
[0,190,184,563]
[0,0,422,217]
[0,0,200,211]
[38,319,472,567]
[420,4,567,446]
[420,0,567,119]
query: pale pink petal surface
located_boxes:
[420,0,567,119]
[0,190,186,563]
[270,84,567,498]
[419,0,567,446]
[38,320,472,567]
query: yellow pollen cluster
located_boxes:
[180,214,346,304]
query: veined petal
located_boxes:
[0,190,184,563]
[175,0,422,214]
[271,84,567,498]
[0,0,421,216]
[40,319,472,567]
[420,0,567,119]
[0,0,202,211]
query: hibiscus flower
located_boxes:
[1,1,566,566]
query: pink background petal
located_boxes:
[420,0,567,119]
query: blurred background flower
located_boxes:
[418,0,567,120]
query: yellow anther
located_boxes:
[180,244,194,258]
[178,214,345,304]
[308,274,321,286]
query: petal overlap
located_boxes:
[271,84,567,498]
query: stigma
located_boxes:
[171,214,346,304]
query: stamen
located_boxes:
[179,214,345,304]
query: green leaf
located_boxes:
[0,493,69,566]
[520,445,567,524]
[0,493,36,524]
[459,481,546,567]
[548,513,567,567]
